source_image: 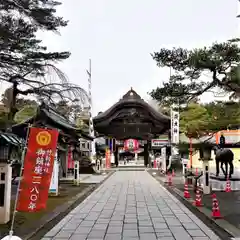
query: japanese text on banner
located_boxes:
[17,128,59,212]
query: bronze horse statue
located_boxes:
[214,146,234,178]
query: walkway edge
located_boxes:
[154,175,240,239]
[24,171,115,240]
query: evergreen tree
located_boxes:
[150,39,240,105]
[0,0,87,124]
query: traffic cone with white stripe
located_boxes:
[168,172,172,186]
[193,187,203,207]
[184,181,190,199]
[225,176,232,193]
[211,193,222,219]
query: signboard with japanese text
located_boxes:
[17,128,59,212]
[49,151,59,195]
[171,110,179,144]
[151,139,169,148]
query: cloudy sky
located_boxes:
[2,0,238,115]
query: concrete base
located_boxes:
[202,185,211,194]
[210,174,240,191]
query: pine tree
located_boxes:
[0,0,87,124]
[150,39,240,105]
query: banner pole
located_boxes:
[9,125,31,237]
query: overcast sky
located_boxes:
[1,0,238,116]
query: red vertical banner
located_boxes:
[67,146,74,169]
[17,127,59,212]
[105,149,111,169]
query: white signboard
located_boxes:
[49,152,59,195]
[171,110,179,144]
[151,139,168,148]
[161,147,166,172]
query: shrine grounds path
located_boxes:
[41,171,221,240]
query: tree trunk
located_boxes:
[6,81,19,131]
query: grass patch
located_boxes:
[0,183,90,238]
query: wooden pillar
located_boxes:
[144,142,149,167]
[114,146,119,167]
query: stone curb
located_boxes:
[24,171,115,240]
[155,176,240,239]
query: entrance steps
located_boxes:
[117,165,146,171]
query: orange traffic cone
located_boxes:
[225,177,232,193]
[168,172,172,186]
[184,182,190,198]
[193,187,203,207]
[211,193,222,219]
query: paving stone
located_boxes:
[96,219,110,224]
[156,230,173,237]
[123,229,139,237]
[187,229,206,237]
[69,234,88,240]
[80,221,95,227]
[42,171,221,240]
[124,218,138,224]
[139,226,155,233]
[106,226,122,233]
[139,233,157,240]
[87,230,106,238]
[104,234,122,240]
[92,224,108,230]
[156,237,175,240]
[182,222,200,230]
[153,222,168,229]
[54,230,73,238]
[62,221,81,230]
[138,221,152,226]
[123,223,138,229]
[75,227,92,234]
[192,237,210,240]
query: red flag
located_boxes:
[17,127,59,212]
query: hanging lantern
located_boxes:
[124,139,139,151]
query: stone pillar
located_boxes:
[0,163,12,224]
[202,161,210,194]
[96,159,101,173]
[74,161,80,186]
[135,152,138,164]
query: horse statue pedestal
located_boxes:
[210,174,240,191]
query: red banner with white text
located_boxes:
[17,127,59,212]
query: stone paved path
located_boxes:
[42,171,221,240]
